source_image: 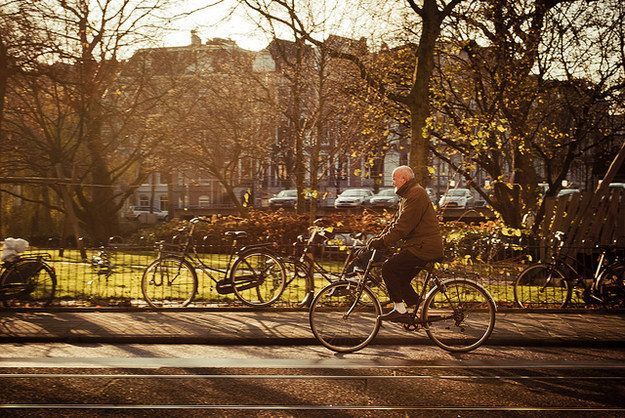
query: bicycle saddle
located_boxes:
[224,230,248,239]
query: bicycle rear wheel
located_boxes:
[141,257,198,309]
[1,264,56,307]
[514,264,570,309]
[423,279,496,353]
[309,280,381,353]
[596,264,625,308]
[231,251,286,307]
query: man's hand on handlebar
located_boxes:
[367,237,385,250]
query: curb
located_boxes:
[3,307,625,314]
[1,335,625,347]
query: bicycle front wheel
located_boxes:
[309,280,381,353]
[514,264,570,309]
[231,251,286,307]
[423,279,496,353]
[141,257,198,309]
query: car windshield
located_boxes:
[447,189,469,196]
[376,189,395,196]
[277,190,297,197]
[341,189,369,197]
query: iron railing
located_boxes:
[5,242,624,309]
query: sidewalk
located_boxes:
[1,310,624,346]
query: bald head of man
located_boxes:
[392,165,415,192]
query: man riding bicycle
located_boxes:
[367,165,444,322]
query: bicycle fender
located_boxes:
[595,263,625,294]
[237,243,275,255]
[423,277,497,312]
[229,250,285,282]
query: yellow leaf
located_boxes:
[497,125,506,132]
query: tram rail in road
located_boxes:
[1,357,624,413]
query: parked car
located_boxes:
[127,206,169,221]
[268,189,298,208]
[557,188,580,198]
[369,188,399,208]
[425,188,437,205]
[334,188,374,208]
[438,188,475,209]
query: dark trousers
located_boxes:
[381,249,428,306]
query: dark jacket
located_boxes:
[379,179,444,261]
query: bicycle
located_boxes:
[0,253,57,307]
[88,247,114,285]
[514,231,625,308]
[282,219,378,307]
[309,247,497,353]
[141,217,286,309]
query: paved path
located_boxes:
[1,311,624,346]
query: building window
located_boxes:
[198,174,211,185]
[198,195,210,208]
[160,195,168,211]
[138,195,149,207]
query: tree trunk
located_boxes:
[217,175,248,217]
[0,36,7,136]
[408,2,442,186]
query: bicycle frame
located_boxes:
[541,231,614,303]
[342,248,472,328]
[157,217,278,286]
[159,220,238,284]
[285,226,365,305]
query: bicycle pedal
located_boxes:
[392,317,415,325]
[403,323,418,332]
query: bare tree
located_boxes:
[137,41,277,216]
[240,0,466,185]
[1,0,173,242]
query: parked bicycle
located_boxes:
[309,247,496,353]
[141,217,286,309]
[0,253,56,307]
[283,219,378,307]
[89,247,114,285]
[514,231,625,308]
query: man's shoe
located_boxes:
[378,308,412,323]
